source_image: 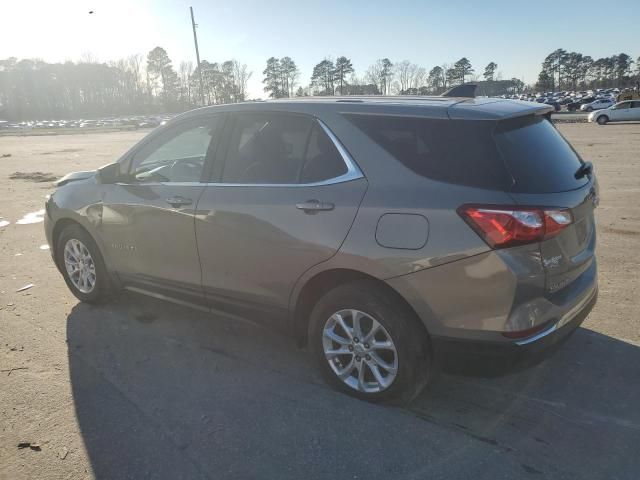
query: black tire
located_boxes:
[585,106,593,112]
[308,280,431,405]
[597,115,609,125]
[56,224,113,303]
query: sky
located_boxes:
[1,0,638,98]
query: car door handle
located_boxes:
[166,196,193,208]
[296,200,335,213]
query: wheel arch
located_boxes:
[51,217,112,279]
[291,268,431,352]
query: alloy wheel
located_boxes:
[63,238,96,294]
[322,309,398,393]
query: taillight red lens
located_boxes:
[458,205,573,249]
[543,209,573,238]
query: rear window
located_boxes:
[343,114,511,190]
[494,116,588,193]
[344,113,588,193]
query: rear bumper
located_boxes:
[431,286,597,376]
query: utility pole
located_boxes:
[190,6,205,106]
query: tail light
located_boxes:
[458,205,573,249]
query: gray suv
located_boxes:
[44,96,598,403]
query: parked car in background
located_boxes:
[544,99,561,111]
[44,96,599,403]
[580,98,615,112]
[566,99,585,111]
[589,100,640,125]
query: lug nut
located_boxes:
[364,343,370,349]
[365,354,371,361]
[348,345,354,351]
[354,337,359,343]
[355,356,361,362]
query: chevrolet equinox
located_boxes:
[45,95,598,403]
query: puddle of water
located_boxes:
[16,209,45,225]
[0,218,9,228]
[39,244,50,250]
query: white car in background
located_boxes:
[589,100,640,125]
[580,98,615,112]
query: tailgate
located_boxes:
[510,182,598,293]
[493,114,598,293]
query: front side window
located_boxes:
[220,113,348,184]
[131,116,222,183]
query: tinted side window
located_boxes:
[300,124,348,183]
[131,117,221,183]
[221,113,348,184]
[344,114,511,190]
[222,113,312,184]
[494,116,587,193]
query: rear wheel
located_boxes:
[56,224,112,303]
[309,281,431,404]
[597,115,609,125]
[585,106,593,112]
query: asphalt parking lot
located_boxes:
[1,123,639,479]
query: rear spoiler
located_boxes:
[441,83,477,98]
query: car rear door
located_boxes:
[631,101,640,120]
[494,116,597,295]
[100,114,225,306]
[194,111,367,325]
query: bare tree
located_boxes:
[179,61,194,106]
[232,60,251,102]
[366,59,393,95]
[395,60,412,93]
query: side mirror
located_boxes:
[97,162,122,184]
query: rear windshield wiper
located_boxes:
[575,161,593,179]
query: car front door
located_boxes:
[99,114,224,306]
[611,102,632,121]
[194,111,367,326]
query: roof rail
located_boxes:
[441,83,477,98]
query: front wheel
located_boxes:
[56,224,113,303]
[309,281,431,404]
[597,115,609,125]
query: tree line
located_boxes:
[536,49,639,91]
[261,51,638,100]
[261,56,526,98]
[0,47,250,121]
[2,48,639,121]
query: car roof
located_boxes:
[180,96,553,122]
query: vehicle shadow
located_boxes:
[67,293,640,479]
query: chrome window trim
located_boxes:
[116,119,363,188]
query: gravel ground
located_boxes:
[0,123,639,479]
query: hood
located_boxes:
[55,170,96,187]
